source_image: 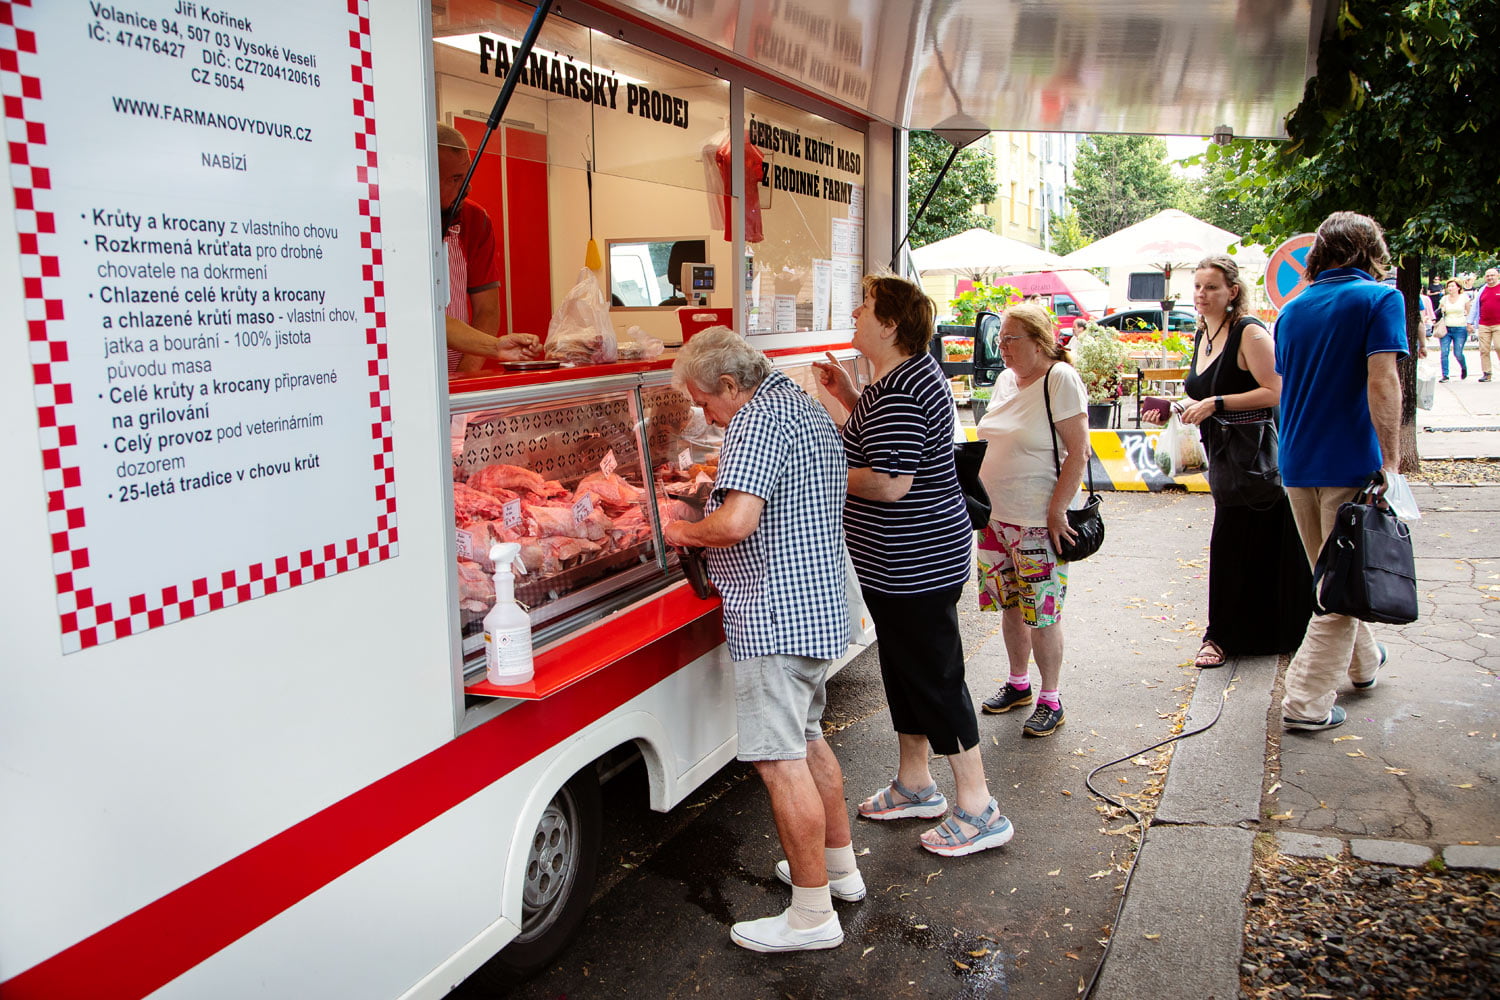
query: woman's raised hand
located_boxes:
[812,352,859,409]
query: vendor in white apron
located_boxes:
[437,125,541,372]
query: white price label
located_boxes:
[503,499,523,528]
[678,448,693,471]
[572,494,595,524]
[456,529,473,559]
[600,449,618,478]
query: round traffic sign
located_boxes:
[1266,234,1316,309]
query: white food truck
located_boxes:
[0,1,1321,996]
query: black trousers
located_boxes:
[861,584,979,756]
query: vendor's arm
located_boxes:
[664,490,765,548]
[454,287,502,373]
[1045,413,1089,552]
[444,314,542,363]
[847,466,914,501]
[1178,323,1279,424]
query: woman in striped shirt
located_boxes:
[813,275,1012,858]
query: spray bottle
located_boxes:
[483,542,534,685]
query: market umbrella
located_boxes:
[910,228,1068,281]
[1057,209,1263,280]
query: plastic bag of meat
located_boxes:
[616,328,665,361]
[545,268,618,365]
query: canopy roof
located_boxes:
[588,0,1328,139]
[910,228,1067,279]
[1059,209,1264,274]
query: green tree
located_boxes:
[1046,208,1090,255]
[906,132,998,247]
[1211,0,1500,472]
[1067,135,1183,241]
[1178,141,1278,239]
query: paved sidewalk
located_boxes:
[1417,340,1500,458]
[1094,482,1500,999]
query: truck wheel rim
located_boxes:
[516,788,580,941]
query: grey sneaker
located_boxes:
[1352,642,1387,690]
[1021,700,1065,737]
[1283,705,1348,732]
[982,683,1035,714]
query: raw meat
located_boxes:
[527,504,611,542]
[454,483,508,525]
[456,559,494,612]
[515,535,602,575]
[469,464,568,499]
[575,471,643,508]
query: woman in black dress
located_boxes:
[1145,254,1311,666]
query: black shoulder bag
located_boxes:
[1197,317,1285,509]
[1043,366,1104,561]
[953,439,991,530]
[1312,475,1418,624]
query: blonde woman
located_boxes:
[1438,278,1470,381]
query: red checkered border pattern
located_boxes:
[1,0,396,653]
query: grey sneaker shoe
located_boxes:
[982,683,1035,714]
[1283,705,1348,732]
[774,860,866,901]
[1021,700,1065,737]
[1352,642,1387,690]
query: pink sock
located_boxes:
[1009,674,1030,689]
[1038,689,1060,709]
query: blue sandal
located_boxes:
[858,778,948,820]
[921,800,1014,857]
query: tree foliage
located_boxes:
[1066,135,1183,241]
[1046,208,1090,255]
[1210,0,1499,258]
[1177,141,1279,239]
[905,132,999,247]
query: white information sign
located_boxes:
[773,295,797,332]
[811,259,832,332]
[4,1,394,652]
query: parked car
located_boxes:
[1096,306,1200,335]
[1004,270,1111,343]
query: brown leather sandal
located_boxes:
[1194,639,1227,668]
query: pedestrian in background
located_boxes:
[1273,212,1406,733]
[664,328,860,953]
[1142,255,1310,667]
[1438,278,1471,381]
[973,304,1088,737]
[813,275,1012,859]
[1468,267,1500,382]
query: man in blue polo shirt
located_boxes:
[663,327,861,954]
[1275,212,1407,733]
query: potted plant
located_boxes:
[943,336,974,363]
[1071,320,1128,428]
[970,385,991,423]
[948,280,1022,326]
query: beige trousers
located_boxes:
[1282,487,1382,721]
[1476,325,1500,375]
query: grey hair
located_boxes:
[436,123,469,153]
[672,327,772,395]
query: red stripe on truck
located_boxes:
[1,590,723,1000]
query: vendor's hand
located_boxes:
[1046,509,1076,555]
[663,520,693,547]
[1177,397,1215,426]
[496,333,542,361]
[811,352,859,409]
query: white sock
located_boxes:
[1009,673,1031,688]
[786,884,834,930]
[825,843,857,880]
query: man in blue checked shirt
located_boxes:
[664,327,862,954]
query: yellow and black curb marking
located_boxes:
[962,428,1210,493]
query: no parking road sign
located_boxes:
[1266,233,1316,309]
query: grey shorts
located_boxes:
[733,653,833,761]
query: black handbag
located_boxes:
[953,440,991,530]
[1043,366,1104,561]
[1312,478,1418,624]
[1199,317,1285,509]
[1200,416,1283,509]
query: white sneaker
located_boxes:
[773,859,867,901]
[730,909,843,953]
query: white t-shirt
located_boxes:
[976,363,1087,526]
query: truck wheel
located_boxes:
[493,770,602,977]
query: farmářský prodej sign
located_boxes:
[3,0,395,652]
[1265,234,1316,310]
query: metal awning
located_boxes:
[587,0,1331,139]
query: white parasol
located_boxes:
[910,228,1068,281]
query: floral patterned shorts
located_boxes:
[977,520,1068,627]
